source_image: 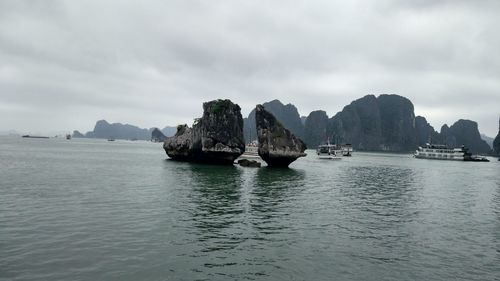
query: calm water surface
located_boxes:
[1,136,499,280]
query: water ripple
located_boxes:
[1,138,499,280]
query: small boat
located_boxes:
[317,144,342,160]
[22,135,49,139]
[66,134,71,140]
[414,143,489,162]
[240,140,260,159]
[340,144,353,156]
[107,138,115,142]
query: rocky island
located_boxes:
[255,104,307,167]
[151,128,167,142]
[163,99,245,165]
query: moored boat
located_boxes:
[316,141,352,159]
[316,144,341,160]
[22,135,49,139]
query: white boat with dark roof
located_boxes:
[316,144,341,160]
[414,143,489,162]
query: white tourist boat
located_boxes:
[240,140,260,159]
[339,144,353,157]
[316,142,353,159]
[414,143,489,162]
[316,144,342,160]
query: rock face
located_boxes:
[161,126,177,137]
[327,95,381,150]
[443,119,491,154]
[72,130,85,138]
[494,118,500,156]
[304,110,329,148]
[327,94,417,151]
[164,125,193,160]
[163,99,245,164]
[480,134,494,149]
[377,95,417,151]
[244,99,304,142]
[415,116,442,146]
[151,128,167,142]
[238,94,492,153]
[255,104,306,167]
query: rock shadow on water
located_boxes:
[179,163,249,255]
[186,164,244,227]
[249,168,306,237]
[253,167,306,196]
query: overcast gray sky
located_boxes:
[1,0,499,136]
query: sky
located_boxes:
[0,0,499,136]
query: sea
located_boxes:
[1,136,499,281]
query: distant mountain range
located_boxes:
[73,95,495,154]
[73,120,176,141]
[242,95,492,154]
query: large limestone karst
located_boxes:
[303,110,329,148]
[327,94,418,151]
[440,119,491,154]
[255,104,306,167]
[163,99,245,164]
[328,95,382,150]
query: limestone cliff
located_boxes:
[151,128,167,142]
[415,116,436,145]
[327,94,417,151]
[163,99,245,164]
[327,95,382,151]
[303,110,329,148]
[493,118,500,156]
[255,104,306,167]
[443,119,491,155]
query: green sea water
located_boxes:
[1,136,499,280]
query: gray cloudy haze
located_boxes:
[1,0,499,136]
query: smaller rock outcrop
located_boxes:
[255,105,307,167]
[163,99,245,164]
[164,125,193,161]
[237,159,261,168]
[151,127,167,142]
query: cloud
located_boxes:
[0,0,499,135]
